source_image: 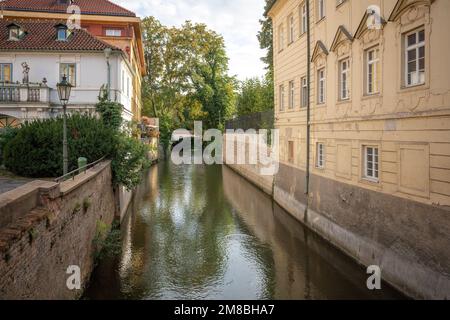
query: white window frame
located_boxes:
[316,143,325,168]
[317,68,325,104]
[300,3,307,35]
[339,58,350,100]
[279,84,285,111]
[289,80,295,109]
[366,47,380,95]
[288,15,295,44]
[0,63,13,82]
[404,28,425,87]
[121,70,125,92]
[318,0,325,20]
[60,63,77,87]
[106,29,122,37]
[301,76,308,108]
[363,146,379,182]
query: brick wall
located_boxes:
[0,161,116,299]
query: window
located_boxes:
[317,68,325,104]
[405,29,425,87]
[289,80,295,109]
[57,28,68,41]
[339,58,350,100]
[0,64,12,82]
[278,25,285,51]
[316,143,325,168]
[363,146,379,181]
[288,141,294,163]
[127,77,130,97]
[300,3,307,35]
[301,76,308,108]
[279,84,285,111]
[318,0,325,20]
[60,63,76,86]
[366,47,380,95]
[288,15,295,44]
[9,26,24,41]
[121,70,125,92]
[106,29,122,37]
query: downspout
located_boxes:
[305,0,312,219]
[305,0,312,192]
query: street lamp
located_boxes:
[57,74,72,176]
[104,47,112,101]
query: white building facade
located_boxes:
[0,20,136,126]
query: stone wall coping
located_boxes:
[0,180,59,229]
[0,161,111,230]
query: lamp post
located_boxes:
[104,47,112,101]
[57,74,72,176]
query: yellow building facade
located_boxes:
[269,0,450,207]
[267,0,450,299]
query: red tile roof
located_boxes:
[1,0,136,17]
[0,20,121,52]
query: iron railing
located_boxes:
[54,156,106,183]
[226,110,274,131]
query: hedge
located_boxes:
[3,114,116,178]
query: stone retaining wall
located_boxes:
[0,161,116,299]
[223,133,450,300]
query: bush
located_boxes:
[111,134,150,191]
[3,115,115,177]
[95,100,123,131]
[0,127,19,165]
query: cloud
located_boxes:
[112,0,267,80]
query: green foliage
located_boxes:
[236,77,274,116]
[28,228,38,244]
[3,115,115,177]
[83,198,91,212]
[0,127,19,165]
[93,220,122,263]
[95,96,123,131]
[111,134,151,191]
[141,17,236,134]
[258,0,276,80]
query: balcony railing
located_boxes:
[0,86,20,102]
[0,82,49,104]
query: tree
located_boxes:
[258,0,276,81]
[180,21,236,129]
[236,77,274,116]
[141,17,236,145]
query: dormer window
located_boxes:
[55,24,71,41]
[8,23,25,41]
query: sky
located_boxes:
[112,0,267,80]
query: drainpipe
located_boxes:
[104,48,112,101]
[305,0,311,197]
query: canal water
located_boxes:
[85,162,403,300]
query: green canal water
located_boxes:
[84,162,404,300]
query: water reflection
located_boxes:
[85,162,403,300]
